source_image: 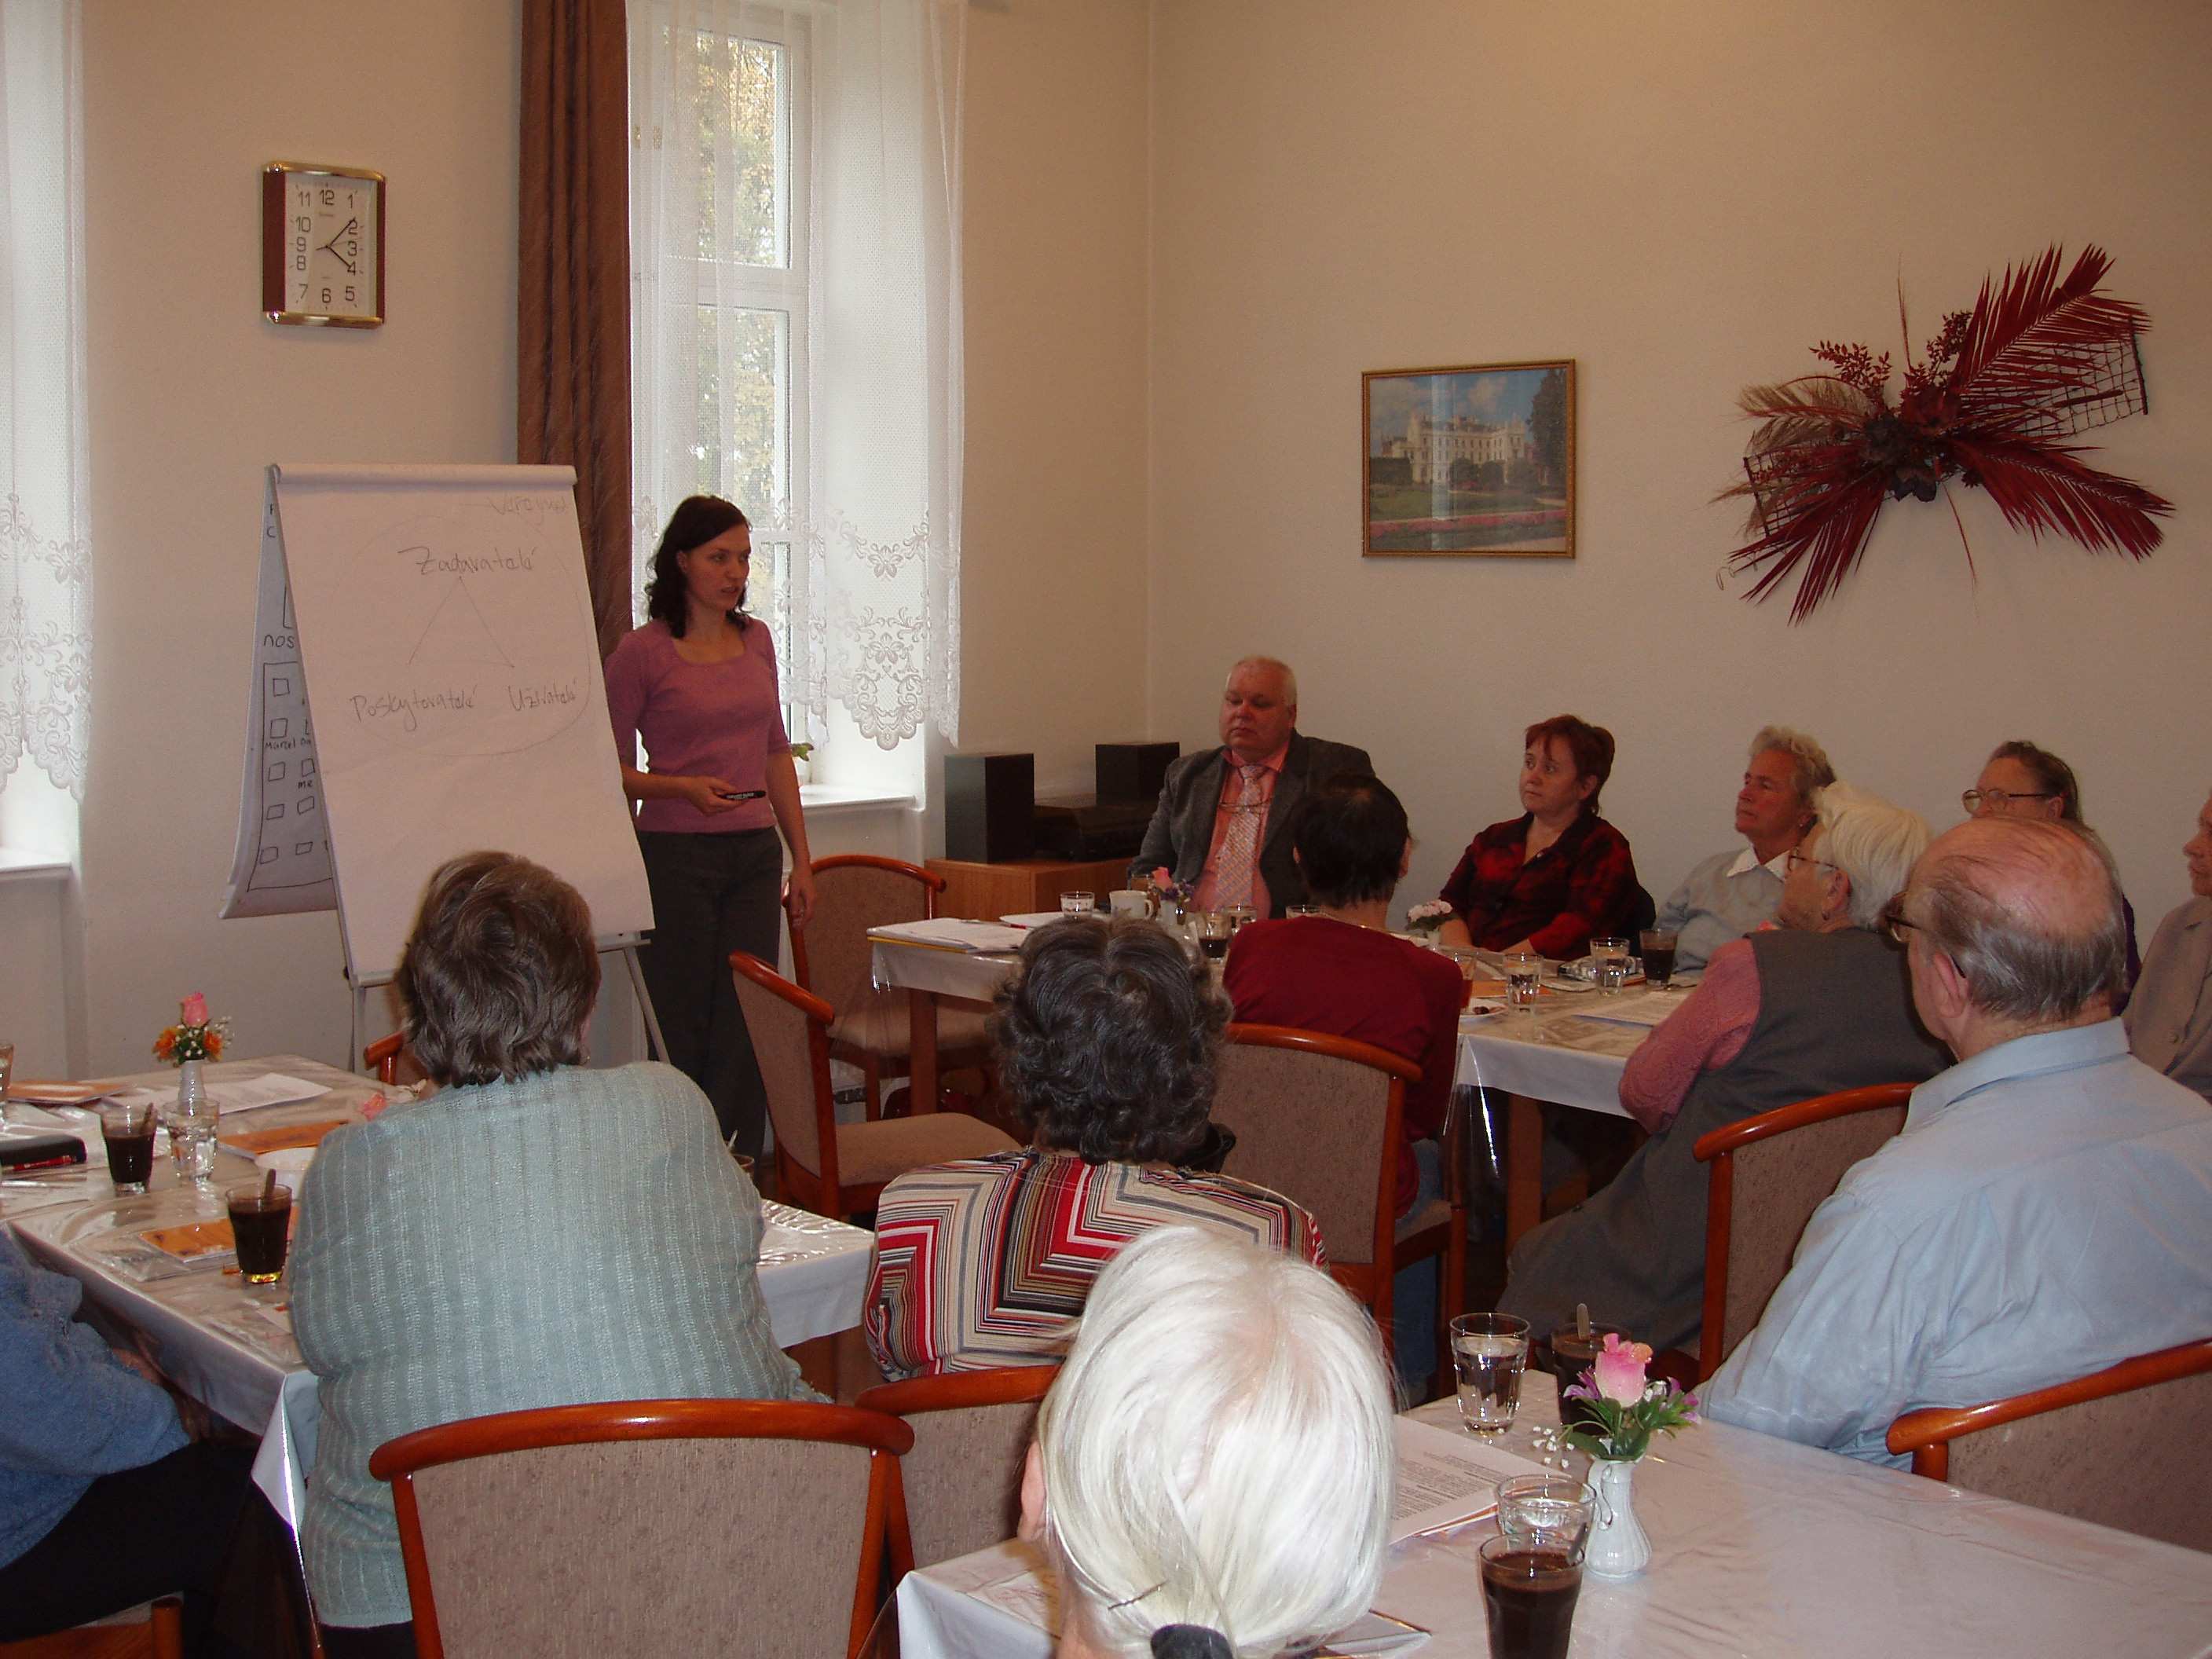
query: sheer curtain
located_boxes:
[629,0,965,751]
[0,0,92,805]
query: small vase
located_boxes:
[1584,1456,1652,1579]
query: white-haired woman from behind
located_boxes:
[1018,1227,1394,1659]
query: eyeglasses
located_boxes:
[1880,894,1922,947]
[1961,788,2056,814]
[1784,846,1840,876]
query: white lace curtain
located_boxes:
[629,0,965,749]
[0,0,91,801]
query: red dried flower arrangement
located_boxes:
[1722,244,2173,621]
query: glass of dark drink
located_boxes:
[98,1101,157,1195]
[1478,1534,1584,1659]
[1639,928,1679,990]
[1546,1320,1630,1425]
[225,1182,294,1285]
[1196,911,1232,961]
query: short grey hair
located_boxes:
[1914,820,2127,1024]
[1814,782,1930,929]
[1037,1227,1393,1659]
[1228,655,1297,707]
[1750,725,1836,805]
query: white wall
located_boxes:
[74,0,522,1073]
[1145,0,2212,928]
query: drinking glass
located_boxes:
[98,1101,158,1195]
[1639,928,1679,990]
[1502,952,1543,1011]
[1059,891,1095,921]
[1495,1474,1595,1555]
[1588,936,1631,993]
[225,1181,293,1285]
[1221,904,1258,936]
[1478,1533,1584,1659]
[1545,1320,1629,1421]
[1439,947,1482,1008]
[0,1040,13,1121]
[1195,911,1233,961]
[1450,1311,1530,1434]
[1285,905,1320,918]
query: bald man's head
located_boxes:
[1903,819,2127,1025]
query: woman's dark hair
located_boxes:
[1989,739,2084,822]
[395,851,601,1086]
[992,917,1229,1166]
[643,495,752,639]
[1524,712,1616,814]
[1291,773,1408,907]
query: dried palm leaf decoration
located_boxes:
[1721,244,2172,621]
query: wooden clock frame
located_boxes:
[261,160,386,328]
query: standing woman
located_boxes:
[605,496,815,1153]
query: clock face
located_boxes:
[262,164,384,326]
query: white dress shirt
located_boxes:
[1651,844,1789,972]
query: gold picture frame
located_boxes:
[1362,359,1575,558]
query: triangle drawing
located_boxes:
[409,577,513,668]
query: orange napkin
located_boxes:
[139,1220,236,1260]
[222,1119,348,1155]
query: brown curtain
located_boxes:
[520,0,633,661]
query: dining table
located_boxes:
[894,1386,2212,1659]
[870,924,1690,1245]
[0,1053,876,1536]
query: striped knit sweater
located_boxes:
[865,1147,1326,1381]
[291,1061,815,1627]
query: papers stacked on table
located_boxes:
[1390,1415,1551,1540]
[870,918,1031,954]
[101,1072,334,1116]
[1577,986,1699,1027]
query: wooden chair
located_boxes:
[1886,1338,2212,1551]
[0,1599,183,1659]
[730,951,1017,1223]
[854,1364,1059,1573]
[1212,1025,1463,1378]
[1688,1082,1912,1382]
[368,1398,914,1659]
[363,1032,403,1085]
[791,855,992,1118]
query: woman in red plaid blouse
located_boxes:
[1433,713,1642,960]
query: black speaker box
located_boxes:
[944,752,1035,862]
[1095,741,1180,803]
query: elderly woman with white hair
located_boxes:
[1018,1226,1393,1659]
[1498,782,1951,1357]
[1651,725,1836,972]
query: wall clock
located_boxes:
[262,161,385,328]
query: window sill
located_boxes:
[0,848,70,885]
[799,785,917,816]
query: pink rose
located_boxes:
[181,992,209,1027]
[1591,1332,1654,1405]
[1152,867,1174,888]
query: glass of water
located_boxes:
[1503,953,1544,1011]
[1587,937,1631,994]
[1451,1312,1531,1434]
[1496,1473,1596,1554]
[1059,892,1095,921]
[1286,905,1321,918]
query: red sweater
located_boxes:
[1223,917,1461,1214]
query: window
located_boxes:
[629,5,808,704]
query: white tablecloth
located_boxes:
[1454,1005,1642,1117]
[2,1056,874,1535]
[870,935,1023,1005]
[897,1392,2212,1659]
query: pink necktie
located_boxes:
[1214,764,1267,910]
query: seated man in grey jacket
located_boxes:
[1127,656,1372,917]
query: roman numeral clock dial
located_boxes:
[261,162,385,328]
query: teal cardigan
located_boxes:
[291,1061,817,1627]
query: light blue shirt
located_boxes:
[1652,845,1785,972]
[1701,1019,2212,1467]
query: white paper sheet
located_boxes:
[1389,1415,1552,1540]
[104,1073,333,1115]
[1577,987,1699,1028]
[870,918,1031,954]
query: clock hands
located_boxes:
[317,219,361,274]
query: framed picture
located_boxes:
[1362,360,1576,558]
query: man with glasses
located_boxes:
[1702,817,2212,1466]
[1500,783,1948,1357]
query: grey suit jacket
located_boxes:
[2126,897,2212,1100]
[1126,731,1373,917]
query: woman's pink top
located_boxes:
[604,619,789,835]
